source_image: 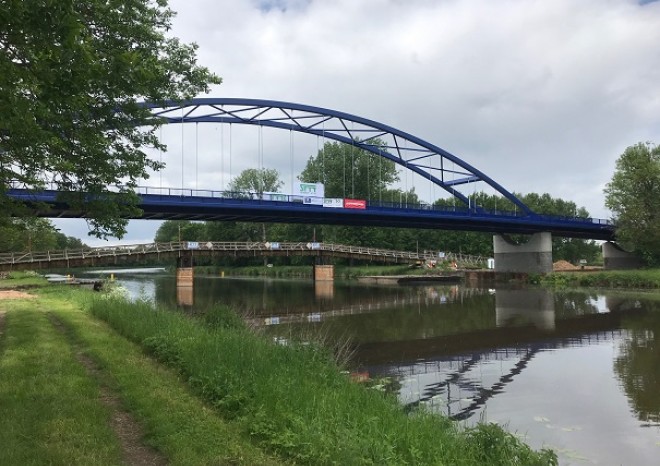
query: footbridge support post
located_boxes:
[313,264,334,282]
[176,253,194,306]
[602,242,644,270]
[493,232,553,274]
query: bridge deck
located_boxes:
[8,187,615,240]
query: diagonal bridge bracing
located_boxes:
[145,98,532,215]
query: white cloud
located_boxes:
[57,0,660,243]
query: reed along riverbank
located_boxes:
[0,277,556,465]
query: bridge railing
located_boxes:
[8,181,613,226]
[0,241,486,267]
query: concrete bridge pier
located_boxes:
[493,232,553,274]
[176,254,194,306]
[602,242,644,270]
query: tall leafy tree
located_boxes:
[0,0,221,238]
[519,193,600,263]
[225,168,284,243]
[605,142,660,265]
[299,140,399,199]
[155,220,204,243]
[227,168,283,195]
[296,141,400,249]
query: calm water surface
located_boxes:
[100,271,660,465]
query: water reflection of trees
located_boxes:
[554,290,600,318]
[614,300,660,426]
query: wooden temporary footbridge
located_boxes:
[0,241,486,271]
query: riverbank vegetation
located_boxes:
[85,294,558,465]
[0,278,557,465]
[537,269,660,289]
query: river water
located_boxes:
[96,270,660,465]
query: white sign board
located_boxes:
[264,192,288,202]
[294,182,324,198]
[323,198,343,208]
[303,196,323,205]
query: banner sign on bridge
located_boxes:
[323,198,343,208]
[303,196,323,206]
[294,182,324,198]
[343,199,366,209]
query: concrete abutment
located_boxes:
[602,242,644,270]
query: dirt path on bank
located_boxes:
[0,290,36,300]
[0,289,166,465]
[48,313,168,466]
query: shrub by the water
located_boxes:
[540,270,660,289]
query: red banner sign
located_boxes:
[343,198,366,209]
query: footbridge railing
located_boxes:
[0,241,487,270]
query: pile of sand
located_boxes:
[553,260,579,271]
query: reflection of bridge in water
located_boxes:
[248,286,484,325]
[396,329,626,421]
[353,289,645,422]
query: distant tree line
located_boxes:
[0,218,86,252]
[154,141,601,266]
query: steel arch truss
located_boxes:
[145,98,533,215]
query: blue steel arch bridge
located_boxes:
[7,98,614,241]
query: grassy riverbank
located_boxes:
[537,268,660,289]
[0,281,283,465]
[0,275,557,465]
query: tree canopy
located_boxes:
[227,168,283,195]
[0,218,87,252]
[0,0,221,238]
[605,142,660,265]
[299,140,399,200]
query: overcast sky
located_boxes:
[55,0,660,246]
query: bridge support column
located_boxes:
[313,264,334,282]
[602,242,644,270]
[493,232,553,274]
[176,254,194,306]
